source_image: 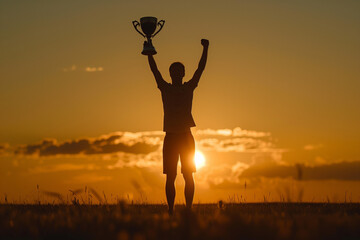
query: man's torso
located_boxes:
[160,81,196,133]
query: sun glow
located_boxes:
[194,151,206,169]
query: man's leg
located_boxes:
[183,172,194,209]
[180,132,196,209]
[166,173,176,214]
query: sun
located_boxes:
[194,150,206,169]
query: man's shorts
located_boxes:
[163,131,196,175]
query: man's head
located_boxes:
[169,62,185,84]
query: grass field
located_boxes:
[1,203,360,240]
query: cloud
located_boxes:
[304,144,324,151]
[108,151,162,169]
[85,66,104,72]
[196,127,271,138]
[10,127,286,187]
[240,161,360,181]
[207,159,360,190]
[10,127,283,186]
[101,127,281,179]
[0,143,9,151]
[29,163,98,174]
[0,143,11,156]
[9,127,289,190]
[14,131,162,157]
[63,65,77,72]
[198,137,277,153]
[12,127,276,157]
[195,127,279,154]
[63,65,104,72]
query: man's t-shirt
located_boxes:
[158,80,198,133]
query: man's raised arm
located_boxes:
[147,55,167,89]
[189,39,209,88]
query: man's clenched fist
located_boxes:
[201,39,209,48]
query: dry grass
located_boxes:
[1,202,359,240]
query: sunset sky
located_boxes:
[1,0,360,203]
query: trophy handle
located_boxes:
[152,20,165,38]
[132,20,146,38]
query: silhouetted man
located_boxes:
[147,39,209,214]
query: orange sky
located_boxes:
[1,1,360,203]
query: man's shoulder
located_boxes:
[182,81,193,88]
[158,80,171,91]
[182,80,197,91]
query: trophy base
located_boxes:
[141,40,157,55]
[141,48,157,55]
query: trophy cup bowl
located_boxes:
[140,17,157,37]
[132,16,165,55]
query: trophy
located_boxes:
[132,16,165,55]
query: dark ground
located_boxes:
[1,203,360,240]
